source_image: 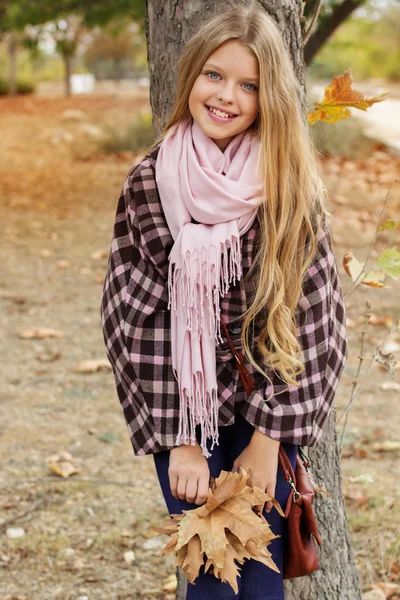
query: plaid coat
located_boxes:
[100,143,348,457]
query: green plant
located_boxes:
[98,112,154,154]
[0,78,35,95]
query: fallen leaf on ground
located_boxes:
[56,259,71,269]
[49,460,80,478]
[74,358,111,373]
[380,381,400,392]
[368,314,395,328]
[372,582,399,598]
[46,452,80,478]
[35,350,62,363]
[340,443,370,459]
[18,327,64,339]
[343,485,369,509]
[90,249,108,260]
[371,441,400,452]
[153,467,285,594]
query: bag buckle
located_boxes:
[287,476,301,503]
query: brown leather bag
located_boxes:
[220,317,323,579]
[278,444,322,578]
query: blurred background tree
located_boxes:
[0,0,145,95]
[307,1,400,80]
[83,19,144,82]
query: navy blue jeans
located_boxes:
[153,412,297,600]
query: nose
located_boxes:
[217,80,236,104]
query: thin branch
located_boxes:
[337,301,371,452]
[336,309,400,447]
[302,0,323,46]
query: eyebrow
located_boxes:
[203,62,259,83]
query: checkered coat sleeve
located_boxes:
[100,144,348,456]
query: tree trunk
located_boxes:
[283,409,361,600]
[304,0,361,65]
[63,53,72,97]
[8,32,17,97]
[145,1,362,598]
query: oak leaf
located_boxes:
[308,68,389,125]
[153,467,285,594]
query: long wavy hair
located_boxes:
[145,2,328,387]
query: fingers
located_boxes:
[170,473,209,505]
[169,470,178,500]
[264,481,276,514]
[177,475,187,501]
[195,475,209,505]
[185,477,198,504]
[248,479,276,515]
[231,461,251,477]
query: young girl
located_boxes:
[101,4,348,599]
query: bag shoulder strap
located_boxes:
[221,316,301,518]
[220,317,256,395]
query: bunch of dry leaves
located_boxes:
[153,466,285,594]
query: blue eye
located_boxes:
[205,71,220,80]
[243,82,258,92]
[204,71,258,91]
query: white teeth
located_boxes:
[207,106,236,119]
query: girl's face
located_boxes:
[188,40,259,152]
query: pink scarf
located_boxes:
[155,114,264,457]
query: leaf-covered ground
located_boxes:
[1,91,399,600]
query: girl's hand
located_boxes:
[169,442,210,506]
[231,429,281,514]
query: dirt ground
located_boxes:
[1,91,400,600]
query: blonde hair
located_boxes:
[146,2,328,387]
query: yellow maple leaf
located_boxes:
[308,69,389,125]
[153,467,285,594]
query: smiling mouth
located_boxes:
[205,105,239,118]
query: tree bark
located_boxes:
[63,53,72,97]
[8,32,17,97]
[145,1,362,598]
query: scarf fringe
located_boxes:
[174,370,219,459]
[167,235,242,342]
[168,234,242,457]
